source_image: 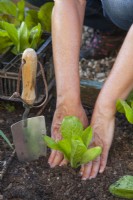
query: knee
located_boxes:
[101,0,133,30]
[102,0,127,19]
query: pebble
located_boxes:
[127,162,133,171]
[80,26,116,83]
[0,119,5,124]
[0,195,3,200]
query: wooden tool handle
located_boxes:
[21,48,37,105]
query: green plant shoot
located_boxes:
[44,116,102,168]
[0,130,13,149]
[116,91,133,124]
[109,175,133,199]
[0,0,54,54]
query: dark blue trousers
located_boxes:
[26,0,133,31]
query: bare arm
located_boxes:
[81,24,133,180]
[96,24,133,112]
[52,0,86,106]
[49,0,88,167]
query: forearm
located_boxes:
[52,0,86,105]
[96,25,133,114]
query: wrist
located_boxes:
[56,92,81,108]
[94,97,116,119]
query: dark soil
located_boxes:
[0,98,133,200]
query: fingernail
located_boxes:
[79,172,83,176]
[50,164,55,168]
[89,176,95,180]
[99,169,104,173]
[81,177,87,181]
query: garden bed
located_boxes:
[0,98,133,200]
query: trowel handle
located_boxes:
[21,48,37,105]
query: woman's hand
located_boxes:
[80,101,115,180]
[48,102,88,168]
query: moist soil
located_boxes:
[0,98,133,200]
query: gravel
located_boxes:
[79,26,116,82]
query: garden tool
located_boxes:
[11,48,47,162]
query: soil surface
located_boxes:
[0,98,133,200]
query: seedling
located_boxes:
[0,0,54,54]
[116,92,133,124]
[44,116,102,168]
[0,130,13,149]
[109,175,133,199]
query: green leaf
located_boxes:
[25,10,39,29]
[17,0,25,23]
[70,139,87,168]
[0,0,17,17]
[44,135,59,150]
[80,147,102,165]
[0,30,13,54]
[60,116,83,139]
[18,21,30,53]
[109,175,133,199]
[127,91,133,103]
[0,21,18,46]
[38,2,54,32]
[82,126,93,147]
[0,130,13,149]
[57,139,71,160]
[30,23,42,50]
[116,99,133,124]
[4,103,15,112]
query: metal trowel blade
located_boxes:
[11,116,47,162]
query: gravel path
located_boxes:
[80,26,116,82]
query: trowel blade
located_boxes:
[11,116,47,162]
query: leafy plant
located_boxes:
[25,2,54,32]
[0,130,13,149]
[44,116,102,168]
[0,0,54,31]
[109,175,133,199]
[0,0,25,26]
[116,91,133,124]
[0,21,42,54]
[0,0,54,54]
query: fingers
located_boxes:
[59,158,68,166]
[80,162,92,180]
[80,145,109,180]
[99,146,109,173]
[48,150,64,168]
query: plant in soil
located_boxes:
[116,91,133,124]
[109,175,133,199]
[0,130,13,149]
[44,116,102,168]
[0,0,54,54]
[109,93,133,199]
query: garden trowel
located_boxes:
[11,48,47,162]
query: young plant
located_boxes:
[116,91,133,124]
[0,21,42,54]
[0,0,54,31]
[44,116,102,168]
[109,175,133,199]
[0,130,13,149]
[0,0,54,54]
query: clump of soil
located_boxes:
[0,99,133,200]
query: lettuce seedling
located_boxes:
[116,97,133,124]
[109,175,133,199]
[44,116,102,168]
